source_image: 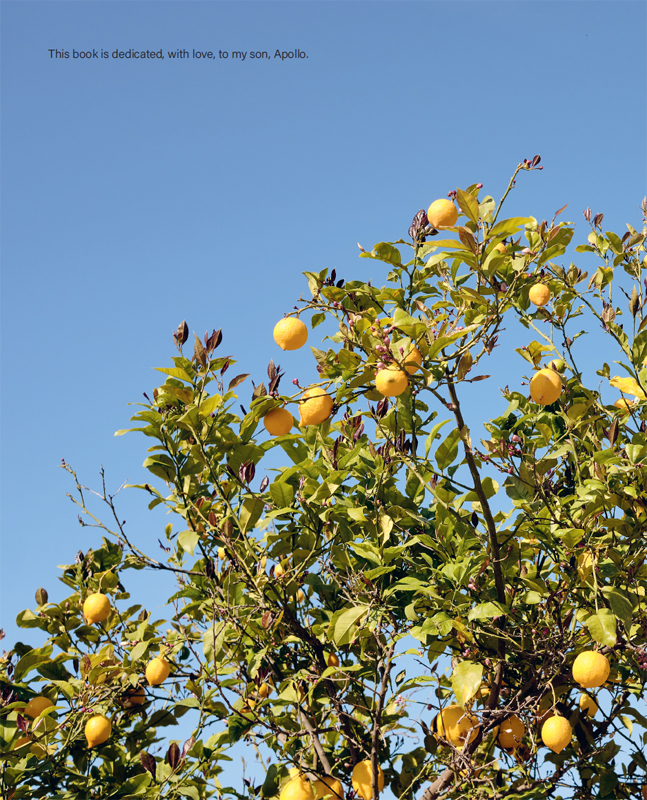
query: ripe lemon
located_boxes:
[614,398,634,412]
[313,776,345,799]
[83,593,111,625]
[494,242,507,254]
[122,686,146,708]
[375,367,408,397]
[529,368,562,405]
[436,704,479,747]
[572,651,610,688]
[498,715,525,750]
[299,387,333,426]
[579,693,598,718]
[23,696,54,718]
[85,714,111,748]
[427,199,458,229]
[264,407,293,436]
[352,759,385,800]
[327,653,340,668]
[541,715,571,753]
[274,318,308,351]
[146,656,171,686]
[280,773,315,800]
[528,284,551,307]
[403,346,422,375]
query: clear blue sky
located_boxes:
[1,0,646,791]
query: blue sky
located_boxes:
[1,0,646,792]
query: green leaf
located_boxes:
[488,217,533,238]
[600,588,633,633]
[130,640,149,663]
[14,647,53,681]
[143,455,176,482]
[585,609,617,647]
[240,497,264,533]
[203,623,226,662]
[455,188,479,225]
[468,602,506,622]
[371,242,402,265]
[269,481,294,508]
[331,606,369,646]
[451,661,483,708]
[435,427,461,470]
[178,530,199,556]
[425,419,450,458]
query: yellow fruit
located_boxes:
[241,699,256,715]
[146,657,171,686]
[494,242,507,254]
[313,776,345,799]
[296,589,306,603]
[436,704,479,747]
[403,346,422,375]
[352,760,385,800]
[375,367,408,397]
[299,387,333,426]
[122,686,146,708]
[258,682,271,698]
[529,368,562,405]
[218,546,226,560]
[541,715,571,753]
[274,318,308,351]
[528,284,551,307]
[85,714,111,748]
[579,693,598,718]
[264,407,293,436]
[427,199,458,229]
[614,398,634,412]
[280,773,315,800]
[327,653,340,668]
[572,651,610,689]
[23,696,54,718]
[498,715,525,750]
[83,593,111,624]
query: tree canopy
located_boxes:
[2,160,647,800]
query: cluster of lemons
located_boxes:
[15,593,174,753]
[279,760,383,800]
[435,649,610,764]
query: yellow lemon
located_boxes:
[280,773,315,800]
[579,693,598,718]
[23,696,54,718]
[494,242,507,254]
[327,653,340,668]
[572,651,610,689]
[145,656,171,686]
[614,398,634,412]
[313,776,345,799]
[352,759,385,800]
[264,407,293,436]
[401,346,422,375]
[83,593,111,624]
[299,387,333,426]
[375,367,408,397]
[528,284,551,307]
[274,318,308,351]
[529,368,562,405]
[427,199,458,229]
[122,686,146,708]
[436,704,479,748]
[85,714,111,748]
[498,715,525,750]
[541,715,571,753]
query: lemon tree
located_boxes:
[2,160,647,800]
